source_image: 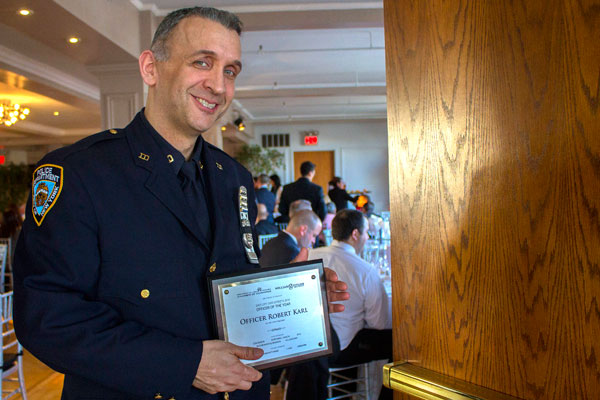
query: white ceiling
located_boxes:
[0,0,385,146]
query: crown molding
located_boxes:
[128,1,382,16]
[0,44,100,102]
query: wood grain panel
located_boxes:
[384,0,600,398]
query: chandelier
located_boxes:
[0,101,30,127]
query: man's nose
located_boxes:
[204,67,225,94]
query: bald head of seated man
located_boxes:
[259,209,322,267]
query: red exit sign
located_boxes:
[304,135,318,145]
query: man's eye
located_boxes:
[194,60,209,67]
[224,69,237,78]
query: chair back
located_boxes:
[327,363,369,399]
[1,291,27,399]
[258,233,278,250]
[0,240,9,292]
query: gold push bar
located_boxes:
[383,362,523,400]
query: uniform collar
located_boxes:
[139,109,204,175]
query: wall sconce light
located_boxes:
[234,117,245,132]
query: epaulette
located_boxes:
[42,128,123,162]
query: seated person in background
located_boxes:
[309,209,392,399]
[259,210,322,268]
[255,174,276,223]
[255,203,279,236]
[322,202,336,231]
[328,176,358,211]
[362,201,384,239]
[289,199,312,218]
[270,174,283,214]
[318,202,336,245]
[274,198,311,224]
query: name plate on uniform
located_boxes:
[209,260,333,370]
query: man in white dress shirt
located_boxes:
[309,209,392,399]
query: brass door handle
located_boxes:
[383,362,523,400]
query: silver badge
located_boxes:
[239,186,258,263]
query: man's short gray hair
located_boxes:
[289,210,320,231]
[289,199,312,218]
[151,7,243,61]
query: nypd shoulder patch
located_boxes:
[32,164,64,226]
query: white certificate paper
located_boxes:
[210,261,332,369]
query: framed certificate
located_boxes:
[209,260,333,370]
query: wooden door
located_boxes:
[385,0,600,398]
[293,151,334,194]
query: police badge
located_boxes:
[238,186,259,263]
[32,164,63,226]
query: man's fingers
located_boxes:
[291,247,309,263]
[324,267,338,282]
[324,266,349,314]
[327,279,348,292]
[231,344,264,361]
[328,290,350,303]
[329,303,345,313]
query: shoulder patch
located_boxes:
[32,164,64,226]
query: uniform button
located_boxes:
[140,289,150,299]
[224,393,229,400]
[168,397,175,400]
[209,263,217,273]
[109,129,117,134]
[154,393,163,399]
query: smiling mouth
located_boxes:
[193,96,218,110]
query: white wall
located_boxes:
[250,119,390,212]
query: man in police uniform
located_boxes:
[13,7,348,400]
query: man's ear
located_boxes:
[139,50,159,86]
[351,228,360,241]
[298,225,308,236]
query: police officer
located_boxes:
[13,7,348,400]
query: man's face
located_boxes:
[298,222,322,248]
[337,180,346,189]
[151,17,241,137]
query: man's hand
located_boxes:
[193,340,263,394]
[292,248,350,313]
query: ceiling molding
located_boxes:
[232,99,256,120]
[130,1,382,16]
[0,121,95,138]
[0,44,100,102]
[251,112,387,122]
[128,0,161,13]
[237,81,386,93]
[87,63,141,76]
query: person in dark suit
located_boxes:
[255,203,278,236]
[259,210,321,268]
[328,176,358,211]
[254,174,276,223]
[278,161,326,222]
[12,7,349,400]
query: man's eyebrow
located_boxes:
[189,49,242,71]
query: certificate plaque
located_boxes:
[209,260,333,370]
